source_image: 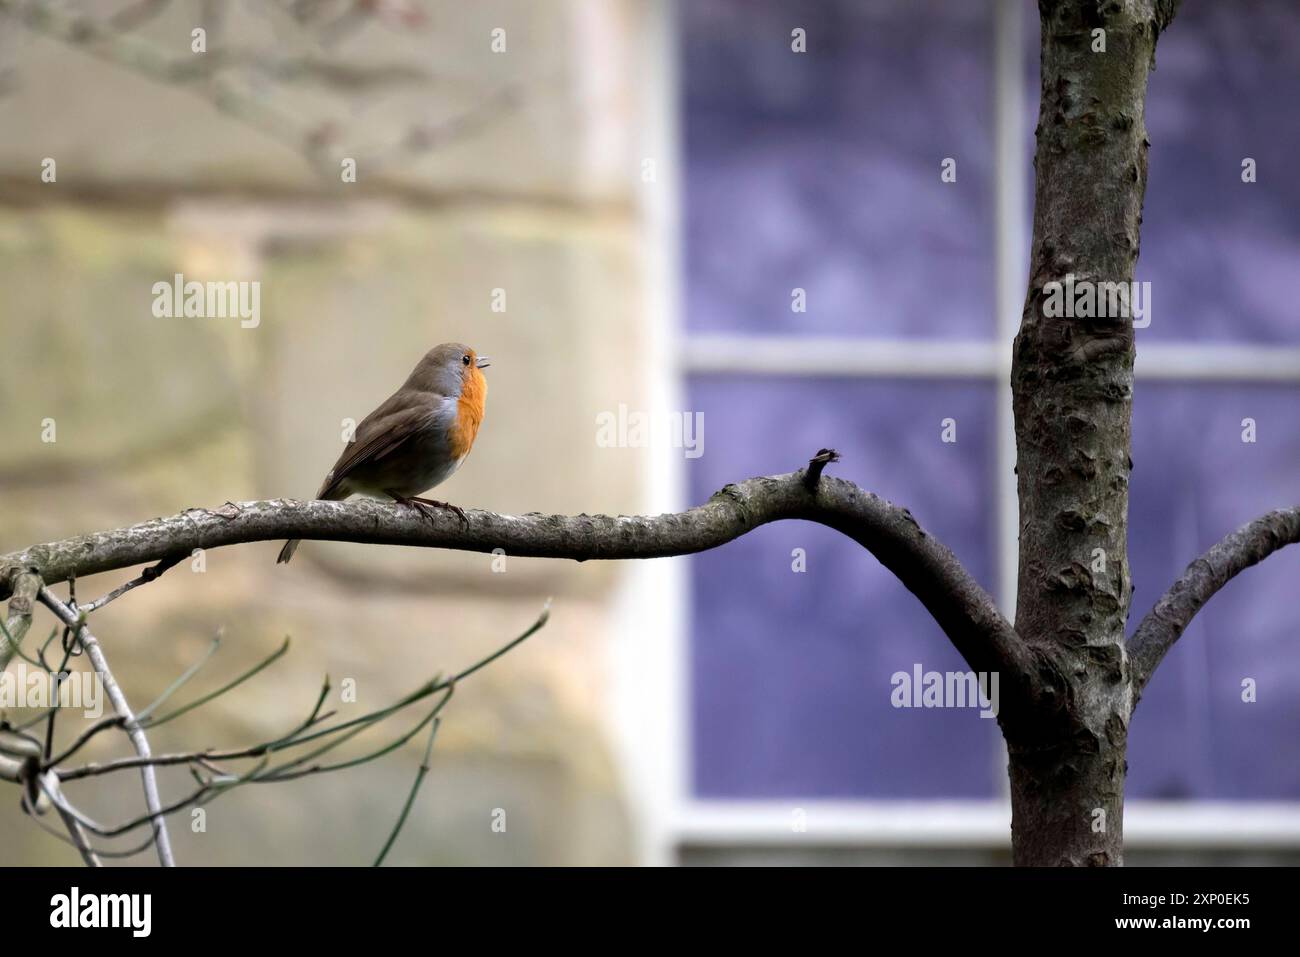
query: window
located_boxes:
[672,0,1300,859]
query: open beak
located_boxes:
[476,356,491,369]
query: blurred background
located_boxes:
[0,0,1297,865]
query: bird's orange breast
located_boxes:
[448,366,487,459]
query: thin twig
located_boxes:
[144,636,290,728]
[57,603,548,783]
[0,616,45,670]
[440,601,550,687]
[374,716,440,867]
[42,639,78,762]
[81,554,184,614]
[16,597,548,866]
[44,714,127,769]
[55,755,267,840]
[42,772,102,867]
[135,633,221,722]
[21,785,163,860]
[261,687,452,783]
[802,448,841,491]
[37,587,175,866]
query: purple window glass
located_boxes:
[1140,3,1300,344]
[688,377,1001,797]
[683,0,996,341]
[1128,384,1300,799]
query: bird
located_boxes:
[276,342,489,564]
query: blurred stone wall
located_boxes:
[0,0,661,865]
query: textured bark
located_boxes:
[0,570,40,671]
[1129,507,1300,698]
[0,457,1045,706]
[1007,0,1179,866]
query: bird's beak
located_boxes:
[475,356,491,369]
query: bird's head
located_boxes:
[414,342,490,397]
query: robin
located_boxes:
[276,342,490,564]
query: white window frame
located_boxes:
[613,0,1300,866]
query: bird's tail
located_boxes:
[277,484,346,564]
[276,538,301,564]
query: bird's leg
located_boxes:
[411,496,469,528]
[385,491,468,528]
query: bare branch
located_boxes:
[258,686,453,783]
[134,633,221,722]
[0,727,43,759]
[20,787,107,860]
[35,760,248,841]
[57,602,545,784]
[0,753,24,782]
[1,457,1030,701]
[802,448,840,491]
[144,635,290,728]
[81,554,184,614]
[42,639,80,763]
[1128,507,1300,699]
[373,715,440,867]
[0,570,39,670]
[42,772,102,867]
[56,809,102,866]
[37,588,176,866]
[45,714,126,769]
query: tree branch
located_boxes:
[37,588,176,867]
[0,754,22,783]
[1128,506,1300,698]
[0,456,1034,706]
[44,772,102,867]
[373,715,440,867]
[0,570,39,671]
[80,554,185,614]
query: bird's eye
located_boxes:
[462,355,471,366]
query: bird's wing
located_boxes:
[316,391,431,499]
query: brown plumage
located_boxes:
[277,342,489,564]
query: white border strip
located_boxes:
[681,335,1300,382]
[675,801,1300,850]
[681,334,1001,378]
[1134,342,1300,381]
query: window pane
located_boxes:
[683,0,995,340]
[1128,383,1300,798]
[687,377,1000,797]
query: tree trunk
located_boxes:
[1006,0,1180,866]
